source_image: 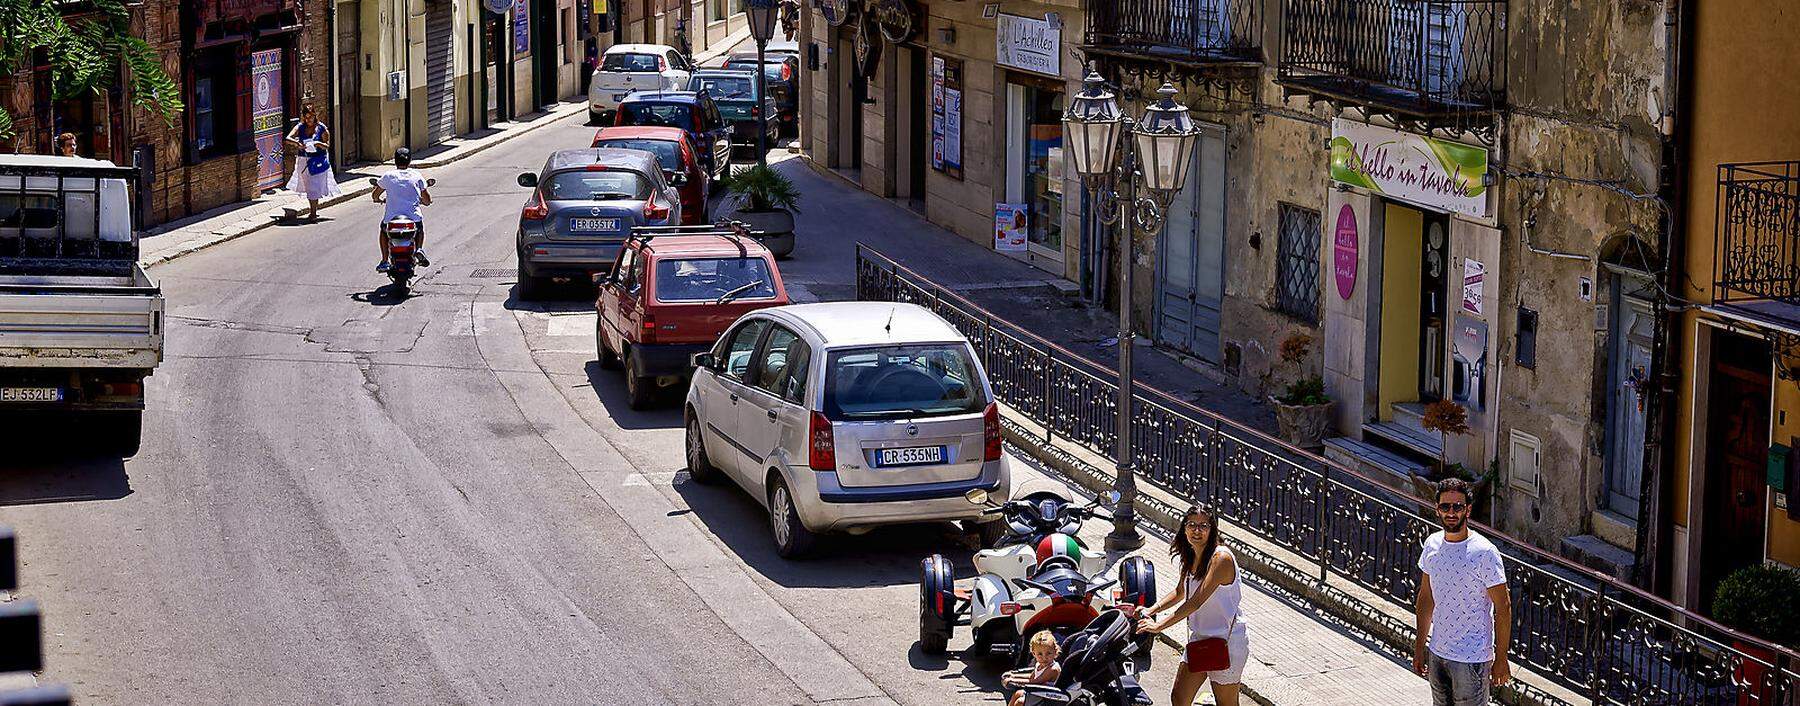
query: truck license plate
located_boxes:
[878,446,945,467]
[0,387,61,403]
[571,218,620,232]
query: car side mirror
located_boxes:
[669,172,688,186]
[517,172,538,187]
[691,352,717,370]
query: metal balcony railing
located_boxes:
[1086,0,1261,64]
[1278,0,1505,117]
[1717,162,1800,305]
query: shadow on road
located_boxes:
[349,282,419,305]
[504,282,598,309]
[0,415,132,506]
[583,361,684,430]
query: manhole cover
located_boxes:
[470,269,514,278]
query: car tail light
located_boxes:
[658,57,668,71]
[983,402,1002,462]
[998,602,1022,617]
[751,105,760,118]
[639,313,657,344]
[643,194,670,222]
[781,63,793,82]
[808,412,835,471]
[100,382,142,398]
[522,190,549,220]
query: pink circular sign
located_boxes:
[1333,205,1358,300]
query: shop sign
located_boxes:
[995,203,1029,252]
[1329,118,1489,218]
[872,0,917,43]
[1333,205,1358,300]
[513,0,531,55]
[996,13,1060,77]
[818,0,853,27]
[1462,258,1486,315]
[484,0,511,14]
[930,56,963,179]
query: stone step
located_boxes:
[1324,436,1430,489]
[1363,419,1443,460]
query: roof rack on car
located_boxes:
[625,221,760,257]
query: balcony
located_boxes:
[1277,0,1505,127]
[1716,162,1800,304]
[1083,0,1261,78]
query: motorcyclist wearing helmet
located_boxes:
[370,148,432,271]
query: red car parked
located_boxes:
[596,228,790,409]
[591,126,710,225]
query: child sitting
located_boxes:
[1002,631,1063,706]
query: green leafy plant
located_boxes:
[1271,333,1329,406]
[0,0,182,140]
[719,163,801,213]
[1712,563,1800,648]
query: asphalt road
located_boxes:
[0,113,1179,705]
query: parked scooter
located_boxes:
[919,479,1156,667]
[368,177,436,292]
[1016,608,1155,706]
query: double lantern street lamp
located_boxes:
[745,0,780,166]
[1061,70,1201,551]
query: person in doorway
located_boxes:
[369,148,432,272]
[1413,478,1512,706]
[1135,505,1250,706]
[1000,630,1061,706]
[54,132,77,157]
[283,105,342,221]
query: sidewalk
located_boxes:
[137,99,590,268]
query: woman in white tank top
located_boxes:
[1134,505,1250,706]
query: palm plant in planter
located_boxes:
[1270,333,1333,450]
[718,163,800,259]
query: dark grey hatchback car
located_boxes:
[516,148,685,298]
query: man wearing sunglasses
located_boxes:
[1413,477,1512,705]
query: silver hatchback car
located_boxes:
[683,302,1011,557]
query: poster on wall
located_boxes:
[995,203,1029,252]
[250,49,286,192]
[930,56,963,180]
[1462,258,1486,315]
[1329,119,1489,218]
[1333,205,1358,300]
[1452,316,1489,413]
[513,0,531,55]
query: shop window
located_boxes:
[190,48,240,161]
[1276,203,1321,322]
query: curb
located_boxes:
[139,103,587,269]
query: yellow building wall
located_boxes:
[1378,204,1423,422]
[1671,0,1800,567]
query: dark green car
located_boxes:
[689,69,779,150]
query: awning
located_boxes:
[1706,300,1800,337]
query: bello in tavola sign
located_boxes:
[1329,119,1489,218]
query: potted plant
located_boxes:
[1711,563,1800,705]
[1269,333,1333,450]
[1409,401,1493,509]
[718,163,799,259]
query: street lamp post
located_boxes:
[1062,71,1200,552]
[745,0,779,166]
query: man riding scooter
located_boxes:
[370,148,432,272]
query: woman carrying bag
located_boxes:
[1136,505,1251,706]
[284,104,342,221]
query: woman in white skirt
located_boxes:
[1136,505,1250,706]
[284,104,341,221]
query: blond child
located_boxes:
[1003,631,1063,706]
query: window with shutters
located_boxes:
[1275,203,1321,323]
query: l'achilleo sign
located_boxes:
[1329,119,1489,218]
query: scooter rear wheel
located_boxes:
[918,554,954,655]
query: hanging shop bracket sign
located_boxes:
[818,0,854,27]
[872,0,918,43]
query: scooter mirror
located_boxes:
[1103,490,1122,506]
[964,488,990,506]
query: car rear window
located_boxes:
[543,170,650,200]
[653,257,777,302]
[692,75,754,99]
[619,102,695,130]
[594,139,682,172]
[603,53,661,72]
[723,59,785,81]
[822,343,985,420]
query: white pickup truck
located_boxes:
[0,156,163,454]
[588,43,695,124]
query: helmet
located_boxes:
[1035,533,1082,566]
[393,147,412,167]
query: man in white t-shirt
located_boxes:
[370,148,432,272]
[1414,477,1512,706]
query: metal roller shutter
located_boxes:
[424,1,456,143]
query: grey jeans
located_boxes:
[1427,653,1490,706]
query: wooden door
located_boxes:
[1700,330,1772,613]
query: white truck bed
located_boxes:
[0,265,163,369]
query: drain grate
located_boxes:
[470,269,514,278]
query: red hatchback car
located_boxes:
[591,126,709,225]
[596,229,790,409]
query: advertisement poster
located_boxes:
[250,49,286,192]
[995,203,1029,252]
[513,0,531,55]
[1462,258,1486,315]
[1329,118,1489,218]
[930,56,963,179]
[1333,205,1358,300]
[995,13,1060,77]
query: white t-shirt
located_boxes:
[1418,529,1507,663]
[377,168,428,221]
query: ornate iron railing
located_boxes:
[1277,0,1505,116]
[1086,0,1261,64]
[856,244,1800,705]
[1716,162,1800,304]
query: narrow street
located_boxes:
[0,113,1178,704]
